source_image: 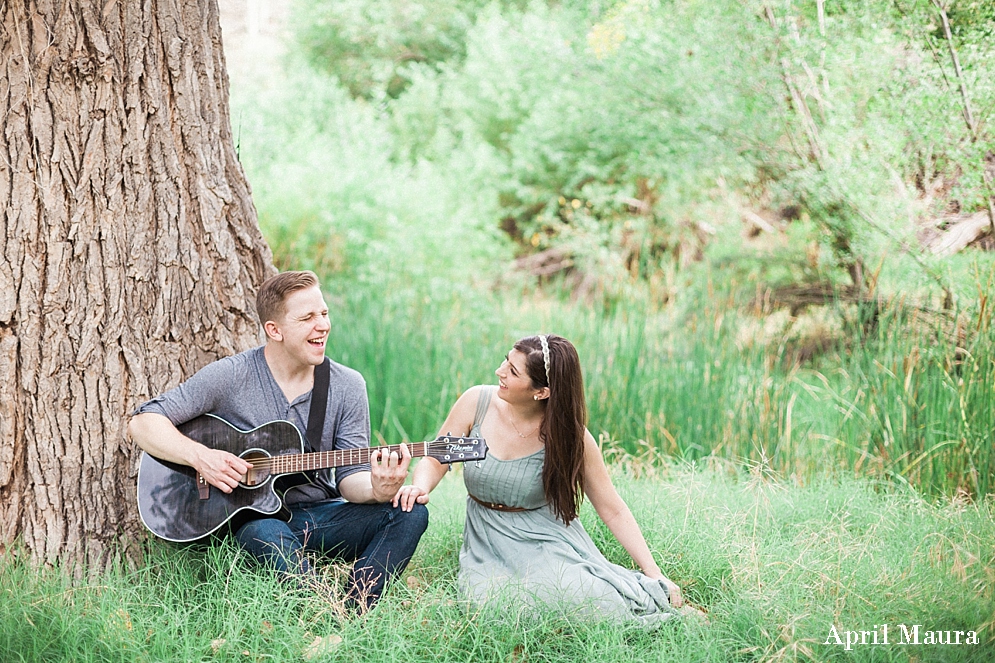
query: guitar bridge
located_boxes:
[197,473,210,500]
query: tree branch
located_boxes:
[931,0,995,238]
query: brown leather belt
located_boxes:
[468,492,537,513]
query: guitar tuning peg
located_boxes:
[475,460,482,468]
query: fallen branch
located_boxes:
[514,248,573,277]
[922,212,992,256]
[742,209,777,234]
[758,282,965,344]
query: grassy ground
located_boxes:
[4,465,993,662]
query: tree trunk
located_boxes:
[0,0,275,570]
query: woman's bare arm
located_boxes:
[581,431,684,607]
[393,385,482,510]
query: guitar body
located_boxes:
[137,415,304,543]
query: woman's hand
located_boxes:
[639,566,684,608]
[647,570,709,619]
[644,569,684,608]
[660,576,684,608]
[392,484,429,511]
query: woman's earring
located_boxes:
[533,395,538,400]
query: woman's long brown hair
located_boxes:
[514,334,586,525]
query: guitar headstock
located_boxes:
[427,435,488,465]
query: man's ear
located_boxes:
[263,320,283,342]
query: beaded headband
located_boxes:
[538,334,551,387]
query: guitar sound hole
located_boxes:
[241,450,272,487]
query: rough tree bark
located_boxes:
[0,0,276,569]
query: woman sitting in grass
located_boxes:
[394,334,691,627]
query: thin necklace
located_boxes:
[508,412,540,438]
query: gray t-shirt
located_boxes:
[134,345,370,503]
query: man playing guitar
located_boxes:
[129,270,427,611]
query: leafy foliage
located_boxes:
[232,63,511,294]
[287,0,994,299]
[293,0,529,99]
[385,0,780,296]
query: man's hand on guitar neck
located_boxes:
[129,412,251,494]
[338,443,412,504]
[370,443,412,502]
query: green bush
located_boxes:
[232,63,511,295]
[274,0,995,301]
[293,0,530,99]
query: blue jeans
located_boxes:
[233,500,428,610]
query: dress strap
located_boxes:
[470,386,495,438]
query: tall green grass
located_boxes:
[799,306,995,498]
[4,468,992,661]
[325,280,994,500]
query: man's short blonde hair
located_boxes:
[256,270,319,325]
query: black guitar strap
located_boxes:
[273,358,329,499]
[304,358,330,453]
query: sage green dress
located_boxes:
[458,387,676,627]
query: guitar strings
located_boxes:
[243,441,477,471]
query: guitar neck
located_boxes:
[258,442,434,476]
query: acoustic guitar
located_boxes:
[137,413,486,542]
